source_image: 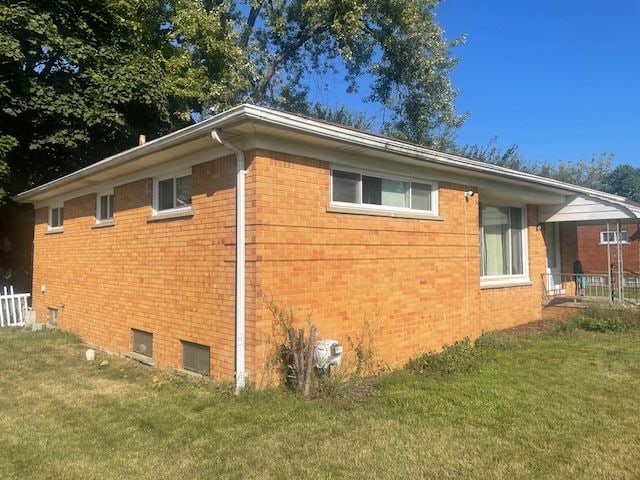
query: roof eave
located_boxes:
[13,104,252,203]
[13,103,629,206]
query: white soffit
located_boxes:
[539,195,640,223]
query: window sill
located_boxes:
[481,278,533,290]
[92,220,115,229]
[327,205,443,221]
[177,368,211,380]
[125,351,156,367]
[147,207,193,223]
[45,227,64,235]
[599,242,629,246]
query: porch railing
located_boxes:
[0,285,31,327]
[541,272,640,305]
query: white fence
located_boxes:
[0,286,30,327]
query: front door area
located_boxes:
[544,223,563,295]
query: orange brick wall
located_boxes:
[248,151,547,383]
[32,155,240,380]
[32,147,550,384]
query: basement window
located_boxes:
[48,308,58,326]
[132,329,153,357]
[181,341,210,376]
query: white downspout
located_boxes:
[210,130,246,393]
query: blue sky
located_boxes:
[307,1,640,166]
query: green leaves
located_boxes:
[459,137,640,200]
[1,0,465,198]
[605,164,640,202]
[240,0,465,148]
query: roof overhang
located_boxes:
[539,195,640,223]
[13,104,639,218]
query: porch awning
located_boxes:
[539,194,640,223]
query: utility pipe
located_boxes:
[607,221,612,303]
[617,220,624,303]
[210,129,246,393]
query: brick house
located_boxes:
[14,105,640,389]
[576,223,640,274]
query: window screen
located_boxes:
[158,178,174,210]
[411,182,432,211]
[98,194,114,221]
[50,207,64,228]
[175,175,192,208]
[132,329,153,357]
[157,175,192,211]
[181,341,210,375]
[332,170,360,203]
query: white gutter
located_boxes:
[238,106,631,204]
[210,129,246,393]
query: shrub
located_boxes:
[405,339,478,376]
[574,307,629,333]
[345,315,386,377]
[569,306,640,333]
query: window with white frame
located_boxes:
[49,205,64,230]
[96,192,114,222]
[331,168,437,213]
[600,230,629,244]
[155,172,192,212]
[480,204,527,279]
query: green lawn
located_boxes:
[1,324,639,479]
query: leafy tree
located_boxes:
[457,137,536,173]
[239,0,466,149]
[606,165,640,202]
[458,138,615,191]
[1,0,465,198]
[306,103,373,130]
[0,0,244,196]
[537,154,613,191]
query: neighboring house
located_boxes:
[576,223,640,274]
[14,105,640,389]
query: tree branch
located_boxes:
[240,2,265,48]
[250,30,312,102]
[39,54,59,79]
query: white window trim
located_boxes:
[329,165,439,217]
[95,190,115,224]
[480,204,530,289]
[48,203,64,232]
[152,170,193,216]
[599,230,629,245]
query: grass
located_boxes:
[1,323,640,479]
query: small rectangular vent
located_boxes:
[48,308,58,326]
[181,341,210,375]
[132,329,153,357]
